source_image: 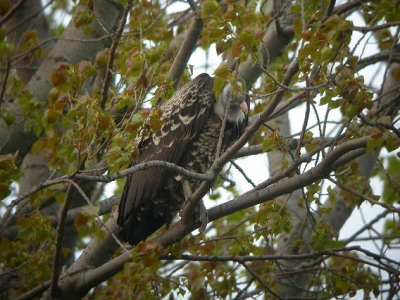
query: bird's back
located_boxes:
[118,74,216,245]
[117,73,248,245]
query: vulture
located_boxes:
[117,73,249,245]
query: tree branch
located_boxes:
[100,0,133,109]
[55,133,372,298]
[181,58,300,229]
[169,17,203,88]
[0,160,213,233]
[208,136,370,221]
[0,0,124,158]
[0,0,28,26]
[160,246,362,262]
[50,184,74,298]
[14,280,51,300]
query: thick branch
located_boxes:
[169,17,203,88]
[235,0,295,89]
[95,147,361,289]
[55,135,372,298]
[208,137,369,220]
[3,0,54,84]
[161,246,361,263]
[0,0,124,158]
[0,160,213,233]
[182,59,300,223]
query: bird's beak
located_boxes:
[240,101,249,116]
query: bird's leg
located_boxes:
[181,180,208,234]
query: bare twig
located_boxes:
[207,136,371,221]
[342,209,394,244]
[327,177,400,214]
[0,0,28,26]
[216,59,240,159]
[100,0,133,108]
[161,246,360,262]
[324,0,336,18]
[14,280,51,300]
[0,160,213,233]
[295,77,311,158]
[357,52,400,71]
[0,58,11,104]
[179,58,300,237]
[333,0,363,16]
[230,160,256,188]
[240,261,283,299]
[50,184,74,297]
[55,135,375,295]
[75,160,215,183]
[353,21,400,33]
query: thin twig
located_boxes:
[14,280,51,300]
[0,0,28,26]
[215,60,240,159]
[0,58,11,104]
[327,177,400,214]
[357,52,400,71]
[333,0,363,16]
[0,160,214,232]
[359,113,400,138]
[230,160,256,188]
[342,209,393,245]
[353,21,400,33]
[180,58,300,230]
[100,0,133,108]
[74,160,215,183]
[66,180,130,257]
[324,0,336,18]
[240,261,283,299]
[50,184,74,297]
[295,76,311,158]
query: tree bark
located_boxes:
[0,0,124,158]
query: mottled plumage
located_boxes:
[118,73,249,245]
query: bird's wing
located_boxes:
[118,73,215,229]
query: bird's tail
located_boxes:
[119,210,166,246]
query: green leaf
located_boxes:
[74,10,93,28]
[366,137,383,152]
[213,62,232,79]
[95,48,110,68]
[201,0,219,17]
[50,62,71,87]
[261,138,277,152]
[213,76,225,99]
[304,142,319,153]
[239,30,257,48]
[81,205,100,217]
[384,134,400,153]
[24,118,42,137]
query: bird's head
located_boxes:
[214,82,249,126]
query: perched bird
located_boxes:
[117,73,249,245]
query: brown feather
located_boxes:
[117,73,248,245]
